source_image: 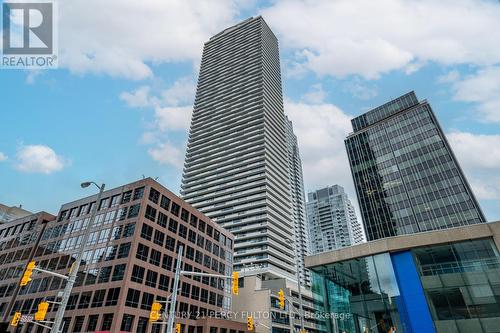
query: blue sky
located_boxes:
[1,0,499,222]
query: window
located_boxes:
[128,204,141,218]
[106,287,120,306]
[160,195,171,210]
[125,288,141,308]
[122,190,132,203]
[130,265,145,283]
[195,251,203,264]
[168,218,178,233]
[171,202,180,216]
[198,220,206,233]
[98,266,111,283]
[91,289,105,307]
[99,197,109,210]
[186,246,195,260]
[190,215,198,228]
[73,316,84,332]
[165,236,176,251]
[205,240,212,252]
[137,317,148,333]
[214,230,220,242]
[149,249,161,266]
[145,270,158,287]
[112,264,126,281]
[154,230,165,246]
[206,225,213,238]
[118,243,131,258]
[191,286,200,300]
[179,225,187,239]
[158,212,168,228]
[181,282,191,297]
[159,274,170,291]
[117,206,128,221]
[78,291,91,309]
[101,313,114,330]
[133,187,145,200]
[123,223,135,237]
[197,235,205,248]
[110,194,121,207]
[181,208,189,222]
[145,205,157,222]
[141,292,154,310]
[136,243,149,261]
[204,255,211,268]
[121,314,135,332]
[140,223,153,241]
[188,230,196,244]
[87,315,99,332]
[149,188,160,204]
[162,255,173,270]
[67,294,78,310]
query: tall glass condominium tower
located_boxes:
[345,91,485,241]
[181,17,299,281]
[306,185,365,254]
[285,116,310,287]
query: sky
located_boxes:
[1,0,499,223]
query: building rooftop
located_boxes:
[305,220,500,268]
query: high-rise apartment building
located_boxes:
[0,178,244,333]
[306,185,364,254]
[181,17,297,282]
[285,116,310,287]
[345,91,485,241]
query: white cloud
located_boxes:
[301,84,326,104]
[155,106,192,132]
[58,0,241,79]
[448,66,500,122]
[120,77,195,167]
[15,145,67,174]
[161,77,196,106]
[262,0,500,79]
[120,86,155,108]
[0,152,7,161]
[148,142,184,168]
[448,131,500,200]
[343,79,378,100]
[437,69,461,84]
[285,100,354,192]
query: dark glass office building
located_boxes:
[345,91,485,241]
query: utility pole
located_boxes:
[51,182,105,333]
[166,245,183,333]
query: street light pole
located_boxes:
[51,182,105,333]
[166,245,183,333]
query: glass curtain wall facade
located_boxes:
[345,91,485,241]
[181,17,297,281]
[310,238,500,333]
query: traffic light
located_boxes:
[247,316,254,331]
[232,271,239,295]
[149,302,162,322]
[10,312,21,327]
[34,301,49,321]
[175,323,181,333]
[278,288,285,310]
[20,261,36,286]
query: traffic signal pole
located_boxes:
[166,245,183,333]
[51,183,105,333]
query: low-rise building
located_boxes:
[231,272,328,333]
[0,178,246,333]
[306,221,500,333]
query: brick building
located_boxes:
[0,178,246,333]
